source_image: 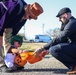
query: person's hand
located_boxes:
[19,50,27,53]
[39,50,49,57]
[34,47,45,57]
[42,50,49,55]
[22,50,27,52]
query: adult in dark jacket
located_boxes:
[0,0,43,65]
[34,7,76,74]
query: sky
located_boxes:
[19,0,76,40]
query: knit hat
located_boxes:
[26,2,43,19]
[56,7,71,17]
[10,35,23,45]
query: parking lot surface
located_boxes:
[0,56,69,75]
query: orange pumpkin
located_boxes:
[14,51,46,66]
[14,52,29,66]
[27,52,43,64]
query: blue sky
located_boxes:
[19,0,76,39]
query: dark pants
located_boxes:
[49,43,76,69]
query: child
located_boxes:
[4,35,24,72]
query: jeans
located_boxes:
[49,43,76,69]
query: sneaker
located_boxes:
[14,63,24,70]
[5,66,18,72]
[5,68,15,72]
[16,66,24,70]
[0,65,7,72]
[5,66,24,72]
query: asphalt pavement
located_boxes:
[0,55,70,75]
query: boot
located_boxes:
[67,66,76,74]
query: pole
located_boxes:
[42,24,45,34]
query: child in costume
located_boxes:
[4,35,24,72]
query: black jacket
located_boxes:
[44,16,76,50]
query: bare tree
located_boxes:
[46,28,60,38]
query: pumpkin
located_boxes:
[14,51,45,66]
[14,52,29,66]
[27,52,43,64]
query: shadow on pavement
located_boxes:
[15,68,68,74]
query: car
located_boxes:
[29,39,34,43]
[35,35,52,43]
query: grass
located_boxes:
[19,43,47,51]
